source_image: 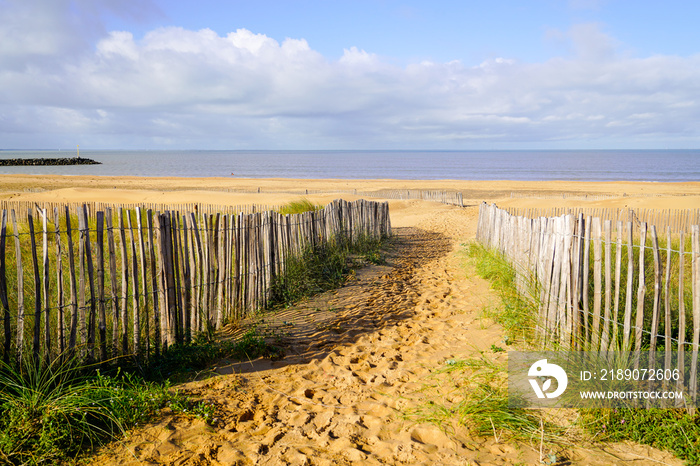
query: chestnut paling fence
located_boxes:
[477,202,700,406]
[502,205,700,236]
[0,200,280,222]
[0,199,391,365]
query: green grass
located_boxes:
[463,240,700,465]
[0,325,281,464]
[146,328,284,382]
[0,355,212,465]
[405,355,570,461]
[270,234,386,307]
[581,407,700,465]
[465,242,538,345]
[276,199,322,215]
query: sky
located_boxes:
[1,0,699,150]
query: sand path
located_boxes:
[90,201,683,466]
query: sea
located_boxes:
[0,149,698,182]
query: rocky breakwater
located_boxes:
[0,157,101,166]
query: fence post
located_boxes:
[147,210,161,358]
[0,211,9,363]
[677,231,686,404]
[64,207,78,356]
[690,226,700,405]
[105,208,120,359]
[633,223,648,369]
[127,210,141,358]
[664,227,672,374]
[118,209,129,355]
[136,208,150,359]
[622,222,634,351]
[27,209,43,365]
[648,226,662,372]
[591,218,602,350]
[610,221,623,352]
[11,210,25,363]
[81,205,97,362]
[95,211,107,362]
[40,208,51,362]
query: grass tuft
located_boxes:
[465,242,538,345]
[581,407,700,464]
[277,199,322,215]
[406,356,568,454]
[0,355,207,465]
[147,329,284,382]
[270,234,385,307]
[0,356,116,464]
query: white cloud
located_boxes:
[1,8,699,149]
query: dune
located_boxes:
[0,174,689,465]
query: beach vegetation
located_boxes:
[465,242,538,345]
[276,198,323,215]
[580,407,700,464]
[145,328,284,382]
[405,355,572,463]
[270,233,386,307]
[0,354,211,465]
[456,240,700,464]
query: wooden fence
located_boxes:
[354,189,464,207]
[508,192,691,201]
[0,199,391,364]
[191,187,465,207]
[477,202,700,404]
[0,200,280,223]
[503,206,700,236]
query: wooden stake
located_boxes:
[610,221,623,351]
[136,208,149,359]
[648,226,662,371]
[95,211,107,362]
[28,208,42,364]
[622,222,634,351]
[677,230,686,402]
[11,210,25,363]
[64,207,78,354]
[634,223,648,369]
[690,226,700,405]
[147,210,161,358]
[105,208,120,359]
[0,210,9,362]
[40,208,50,361]
[118,208,129,355]
[80,205,97,362]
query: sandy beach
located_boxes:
[3,174,700,211]
[2,175,695,465]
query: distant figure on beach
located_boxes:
[231,172,235,176]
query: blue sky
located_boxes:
[1,0,699,150]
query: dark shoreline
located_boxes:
[0,157,101,166]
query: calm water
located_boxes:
[0,150,698,182]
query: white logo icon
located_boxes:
[528,359,568,399]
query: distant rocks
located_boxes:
[0,157,101,166]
